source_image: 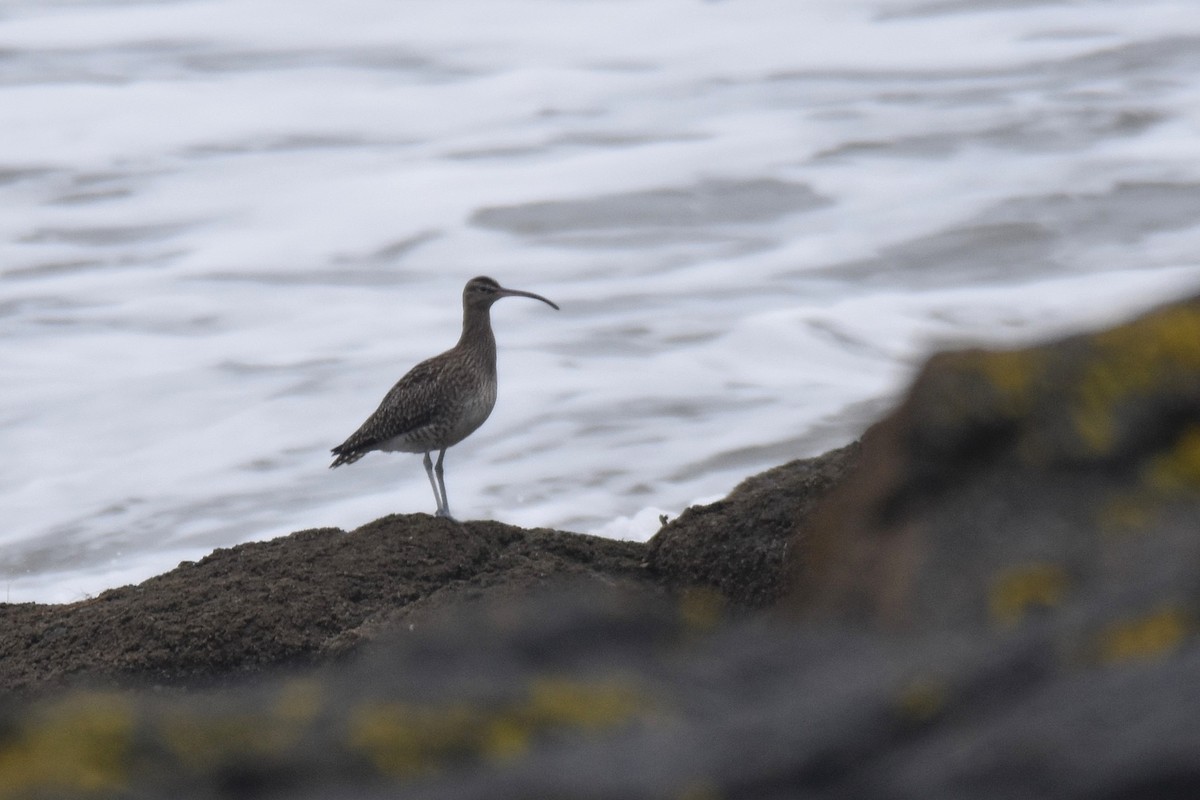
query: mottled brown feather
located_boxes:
[330,355,454,466]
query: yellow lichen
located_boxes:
[894,676,948,724]
[1092,304,1200,367]
[1075,304,1200,455]
[675,780,723,800]
[1096,606,1191,664]
[678,587,726,633]
[988,563,1070,628]
[1091,424,1200,534]
[273,677,324,726]
[161,712,274,771]
[479,677,644,761]
[160,682,324,772]
[1145,425,1200,492]
[0,692,134,798]
[525,677,642,729]
[348,702,479,776]
[482,717,530,761]
[974,348,1040,413]
[348,678,646,776]
[1072,366,1122,454]
[1098,493,1156,535]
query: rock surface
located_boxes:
[645,440,860,608]
[5,295,1200,799]
[0,518,649,693]
[793,293,1200,633]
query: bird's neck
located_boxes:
[457,304,497,366]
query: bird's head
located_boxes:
[463,276,559,312]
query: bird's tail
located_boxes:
[329,447,366,469]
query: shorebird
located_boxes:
[330,276,559,519]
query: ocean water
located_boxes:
[3,0,1200,603]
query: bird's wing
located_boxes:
[330,356,447,462]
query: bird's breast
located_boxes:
[442,376,497,446]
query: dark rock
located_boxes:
[791,293,1200,634]
[0,451,847,696]
[6,582,1200,800]
[646,442,860,608]
[0,516,649,693]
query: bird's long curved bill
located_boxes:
[497,287,560,310]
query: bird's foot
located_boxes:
[435,507,457,522]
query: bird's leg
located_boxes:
[422,451,444,516]
[433,448,453,519]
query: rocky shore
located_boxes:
[4,295,1200,799]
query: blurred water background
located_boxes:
[3,0,1200,602]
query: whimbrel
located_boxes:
[330,276,559,519]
